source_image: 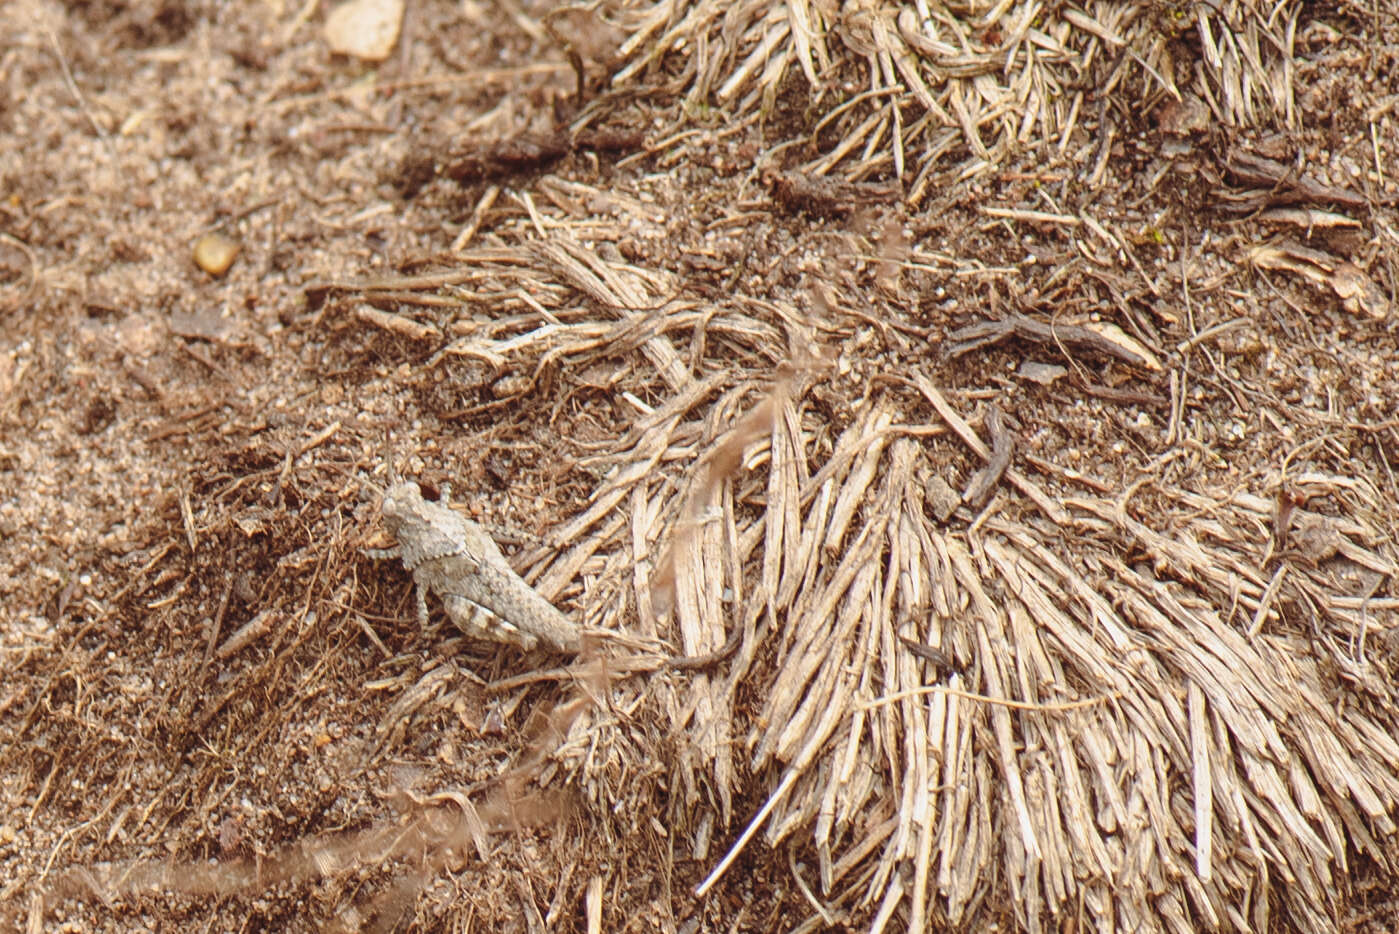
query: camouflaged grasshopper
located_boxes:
[369,481,581,654]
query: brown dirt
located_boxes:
[3,0,1399,931]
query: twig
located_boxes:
[962,404,1013,507]
[451,185,501,251]
[895,374,1069,525]
[980,206,1082,227]
[945,313,1161,370]
[858,685,1121,712]
[1223,148,1371,209]
[354,305,442,341]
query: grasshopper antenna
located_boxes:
[347,428,400,503]
[383,427,404,489]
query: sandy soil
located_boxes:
[3,0,1399,931]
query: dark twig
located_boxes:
[945,313,1159,370]
[962,405,1013,507]
[1222,148,1371,210]
[665,624,743,672]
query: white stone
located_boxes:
[324,0,404,62]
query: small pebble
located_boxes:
[193,232,239,276]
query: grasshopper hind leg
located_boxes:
[442,593,540,651]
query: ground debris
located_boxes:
[396,127,647,197]
[1222,146,1372,211]
[7,1,1399,931]
[946,313,1164,371]
[762,166,902,217]
[1248,240,1391,319]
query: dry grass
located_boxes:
[276,209,1399,930]
[21,167,1399,931]
[5,0,1399,930]
[596,0,1301,189]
